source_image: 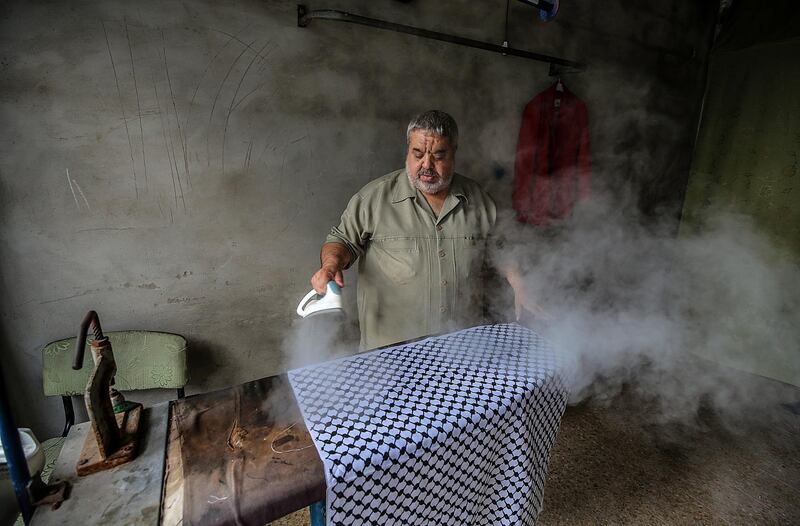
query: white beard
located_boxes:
[406,166,452,195]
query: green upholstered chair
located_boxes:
[39,330,188,482]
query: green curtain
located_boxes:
[680,0,800,386]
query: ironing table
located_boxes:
[32,323,567,526]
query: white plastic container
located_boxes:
[0,428,45,524]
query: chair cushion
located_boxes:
[40,437,66,483]
[42,331,188,396]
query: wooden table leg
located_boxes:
[309,500,326,526]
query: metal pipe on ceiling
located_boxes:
[297,5,586,73]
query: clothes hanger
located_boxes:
[553,76,564,109]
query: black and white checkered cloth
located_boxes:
[289,323,568,525]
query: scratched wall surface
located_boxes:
[0,0,715,436]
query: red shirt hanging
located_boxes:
[513,82,591,226]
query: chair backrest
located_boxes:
[42,331,188,397]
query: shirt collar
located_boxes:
[391,170,468,204]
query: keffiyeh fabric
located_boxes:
[289,324,568,525]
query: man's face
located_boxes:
[405,130,456,196]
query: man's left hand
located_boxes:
[513,284,551,322]
[504,267,551,323]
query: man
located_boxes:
[311,110,528,349]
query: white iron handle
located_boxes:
[296,288,320,317]
[297,281,342,317]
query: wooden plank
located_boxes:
[31,403,170,526]
[76,404,142,476]
[160,407,183,526]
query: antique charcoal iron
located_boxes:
[72,311,142,476]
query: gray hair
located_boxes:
[406,110,459,148]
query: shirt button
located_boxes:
[440,306,447,313]
[439,250,445,258]
[436,224,443,231]
[441,280,447,286]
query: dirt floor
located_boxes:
[538,396,800,525]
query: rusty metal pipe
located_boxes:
[73,310,105,370]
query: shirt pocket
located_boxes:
[372,238,419,284]
[456,234,486,279]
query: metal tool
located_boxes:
[72,311,142,476]
[296,281,344,318]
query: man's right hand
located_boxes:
[311,265,345,294]
[311,242,352,294]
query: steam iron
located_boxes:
[296,281,344,318]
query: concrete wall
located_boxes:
[0,0,715,437]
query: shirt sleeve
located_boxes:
[325,193,369,268]
[483,191,506,267]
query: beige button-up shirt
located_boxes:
[326,169,497,349]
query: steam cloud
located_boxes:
[283,180,799,430]
[493,183,800,428]
[284,308,361,371]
